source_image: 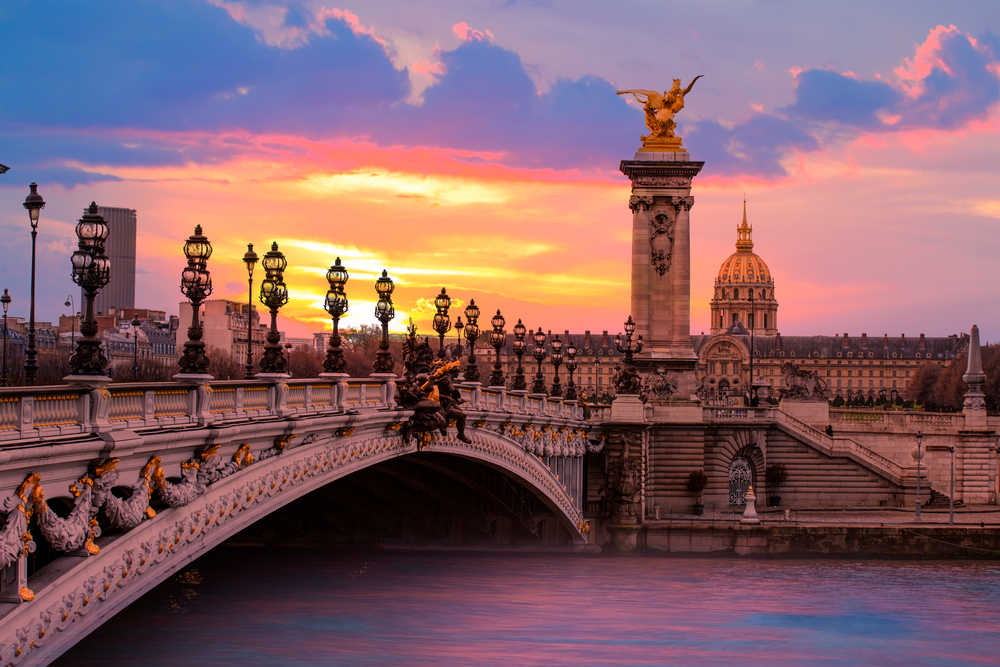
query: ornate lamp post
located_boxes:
[1,289,10,387]
[372,270,395,373]
[511,319,527,390]
[488,309,506,387]
[615,315,644,366]
[463,299,481,382]
[64,295,76,356]
[22,183,45,385]
[432,288,452,359]
[549,334,564,397]
[177,226,214,375]
[131,315,141,381]
[69,203,111,377]
[257,242,289,375]
[242,243,258,379]
[594,350,602,396]
[564,338,579,400]
[915,430,923,522]
[323,258,349,373]
[531,327,547,394]
[454,317,464,359]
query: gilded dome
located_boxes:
[715,202,772,285]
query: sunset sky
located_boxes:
[1,0,997,341]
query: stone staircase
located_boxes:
[924,488,964,508]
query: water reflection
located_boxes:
[55,550,1000,667]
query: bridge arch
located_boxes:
[0,423,589,666]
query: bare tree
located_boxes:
[288,345,324,379]
[206,346,243,380]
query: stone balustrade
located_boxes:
[0,377,610,445]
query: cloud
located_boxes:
[687,25,999,178]
[4,3,996,189]
[452,22,494,43]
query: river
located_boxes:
[54,548,1000,666]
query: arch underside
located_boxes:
[0,429,587,666]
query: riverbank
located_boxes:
[601,505,1000,557]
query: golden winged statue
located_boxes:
[618,76,703,148]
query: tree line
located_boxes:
[906,343,999,412]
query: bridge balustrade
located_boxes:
[0,377,609,444]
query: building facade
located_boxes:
[177,300,266,364]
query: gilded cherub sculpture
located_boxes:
[618,76,703,145]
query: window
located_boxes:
[764,314,768,329]
[734,288,740,299]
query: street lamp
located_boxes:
[511,319,527,390]
[550,334,564,397]
[454,317,464,360]
[432,288,452,360]
[463,299,481,382]
[22,183,45,385]
[615,315,644,366]
[564,338,578,400]
[594,350,603,397]
[372,270,395,373]
[914,430,923,522]
[531,327,547,394]
[258,242,289,375]
[64,295,76,358]
[177,226,214,375]
[131,315,141,381]
[69,203,111,377]
[323,258,349,373]
[242,243,258,379]
[488,309,506,387]
[1,289,10,387]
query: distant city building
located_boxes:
[84,206,136,316]
[709,202,779,334]
[177,299,265,363]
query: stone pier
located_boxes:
[620,151,703,397]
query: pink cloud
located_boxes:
[412,60,447,79]
[452,22,494,43]
[895,24,963,97]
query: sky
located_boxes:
[0,0,997,341]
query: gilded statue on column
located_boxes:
[618,76,703,150]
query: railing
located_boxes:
[0,376,602,444]
[703,406,775,421]
[830,408,965,431]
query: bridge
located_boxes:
[0,375,606,666]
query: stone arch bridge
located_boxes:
[0,376,608,665]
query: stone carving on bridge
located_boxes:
[778,362,828,399]
[153,444,255,508]
[0,475,42,602]
[93,457,159,531]
[33,479,99,555]
[649,210,675,276]
[640,369,678,402]
[603,430,643,521]
[628,195,653,212]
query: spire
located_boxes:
[963,324,987,414]
[736,195,753,252]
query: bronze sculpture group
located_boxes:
[396,329,471,446]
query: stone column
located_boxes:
[620,152,704,396]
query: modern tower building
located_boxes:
[84,206,136,316]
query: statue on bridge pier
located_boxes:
[397,336,472,446]
[778,362,828,400]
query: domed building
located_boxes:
[709,201,779,335]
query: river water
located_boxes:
[55,548,1000,667]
